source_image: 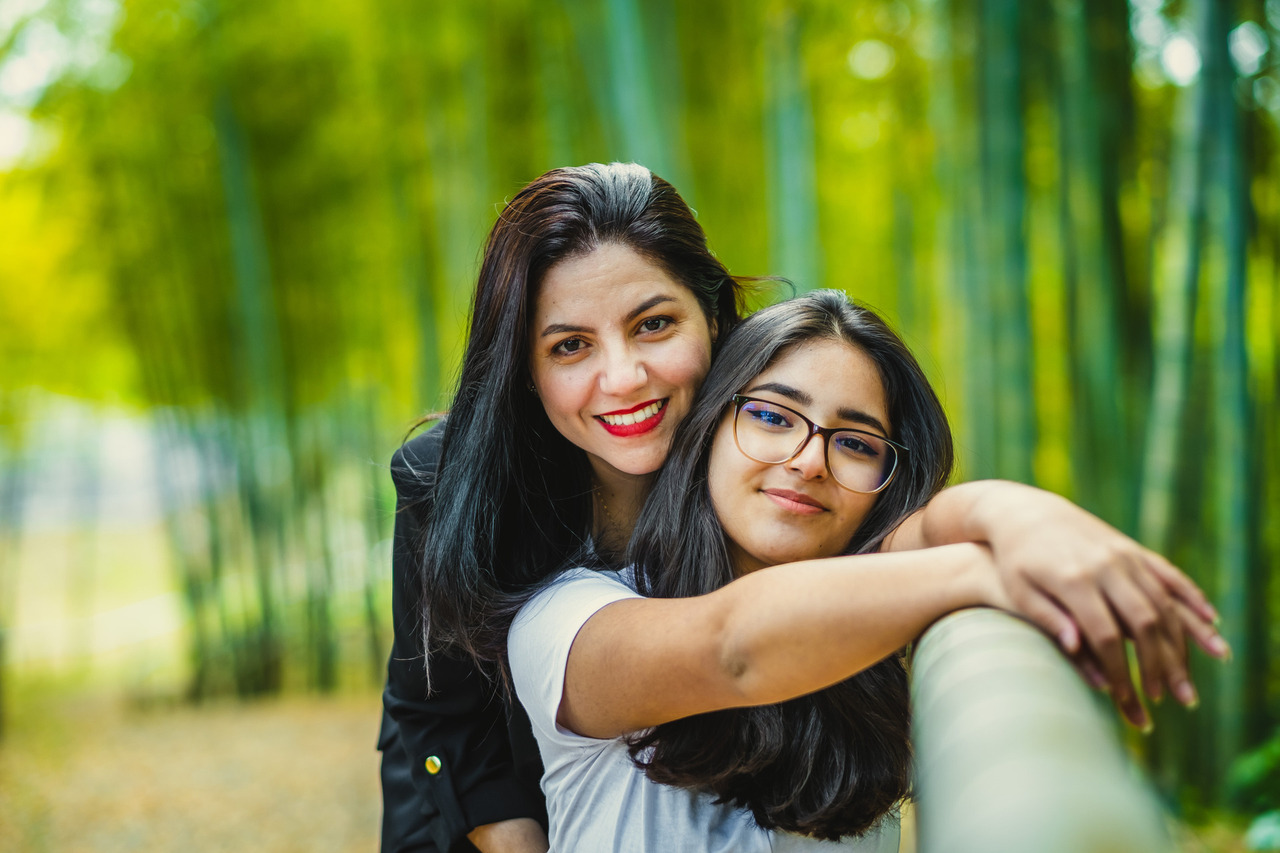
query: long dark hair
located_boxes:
[412,163,746,666]
[628,290,955,840]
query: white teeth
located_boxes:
[600,401,663,426]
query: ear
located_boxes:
[710,318,720,345]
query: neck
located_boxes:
[727,539,769,578]
[589,463,655,554]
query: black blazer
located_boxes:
[378,425,546,853]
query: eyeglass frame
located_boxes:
[729,394,909,494]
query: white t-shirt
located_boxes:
[508,567,901,853]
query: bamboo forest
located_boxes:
[1,0,1277,850]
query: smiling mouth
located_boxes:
[597,399,666,426]
[595,399,668,436]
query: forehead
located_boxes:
[748,339,889,427]
[534,243,697,320]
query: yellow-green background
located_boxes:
[1,0,1276,850]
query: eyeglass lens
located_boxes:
[734,398,897,493]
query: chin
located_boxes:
[750,547,806,568]
[601,452,664,478]
[612,443,671,474]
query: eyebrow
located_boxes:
[538,294,679,338]
[743,381,891,436]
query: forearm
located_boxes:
[882,479,1045,553]
[562,542,998,738]
[467,818,549,853]
[720,542,994,706]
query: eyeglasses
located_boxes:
[730,395,907,494]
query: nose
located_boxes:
[597,344,647,397]
[786,433,829,481]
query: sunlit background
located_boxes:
[1,0,1277,850]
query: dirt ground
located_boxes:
[0,691,384,853]
[0,689,1249,853]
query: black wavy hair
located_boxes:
[410,163,747,667]
[627,290,955,840]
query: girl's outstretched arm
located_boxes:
[557,543,1002,739]
[881,479,1229,727]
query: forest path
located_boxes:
[1,692,381,853]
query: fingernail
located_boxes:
[1127,700,1152,732]
[1174,681,1198,709]
[1058,628,1078,653]
[1210,636,1232,660]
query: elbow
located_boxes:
[715,617,771,706]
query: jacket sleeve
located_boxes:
[379,426,546,853]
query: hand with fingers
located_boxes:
[968,482,1230,729]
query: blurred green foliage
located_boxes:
[1228,727,1280,813]
[0,0,1276,811]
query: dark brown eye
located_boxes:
[639,316,672,333]
[552,337,586,356]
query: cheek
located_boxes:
[656,338,713,394]
[532,369,592,425]
[833,495,879,543]
[706,422,746,521]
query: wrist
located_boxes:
[952,541,1001,610]
[961,480,1051,543]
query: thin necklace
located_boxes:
[594,487,625,552]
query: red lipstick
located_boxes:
[599,400,660,417]
[595,399,668,437]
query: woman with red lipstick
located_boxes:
[380,163,743,853]
[505,291,1228,849]
[381,164,1221,853]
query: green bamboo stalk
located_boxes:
[1136,35,1210,556]
[360,394,390,684]
[214,92,288,694]
[421,3,491,383]
[764,6,821,291]
[556,0,623,156]
[923,3,994,478]
[1202,0,1254,791]
[641,0,692,189]
[1053,0,1133,527]
[150,408,219,699]
[603,0,685,185]
[385,157,440,413]
[295,411,337,693]
[535,7,579,169]
[976,0,1035,482]
[1131,3,1215,794]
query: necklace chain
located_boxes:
[595,487,625,553]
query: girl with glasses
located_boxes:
[505,290,1222,850]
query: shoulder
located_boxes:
[513,568,638,634]
[507,567,641,740]
[390,419,446,494]
[392,419,446,471]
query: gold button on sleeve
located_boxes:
[424,755,442,775]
